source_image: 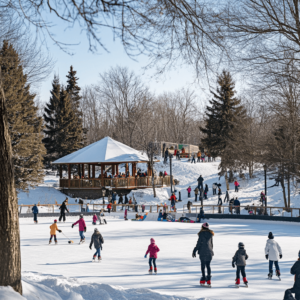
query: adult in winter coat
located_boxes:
[192,222,214,286]
[224,190,229,203]
[32,204,39,223]
[197,175,204,190]
[265,232,282,278]
[212,183,217,195]
[204,184,209,199]
[234,198,240,215]
[284,251,300,300]
[197,151,201,162]
[72,214,87,243]
[232,242,248,286]
[145,238,160,274]
[194,187,199,201]
[217,196,222,214]
[89,228,104,261]
[59,200,69,222]
[234,180,239,192]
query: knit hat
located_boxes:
[202,222,209,228]
[238,242,244,248]
[94,228,98,232]
[80,214,83,218]
[54,219,57,223]
[150,238,155,243]
[268,232,274,239]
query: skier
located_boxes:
[59,200,69,222]
[194,187,199,202]
[265,232,282,279]
[283,251,300,300]
[89,228,104,262]
[49,219,62,244]
[72,214,86,244]
[232,242,248,287]
[145,238,160,274]
[234,180,239,192]
[32,204,39,223]
[192,222,214,287]
[92,214,98,225]
[197,175,204,190]
[187,186,192,198]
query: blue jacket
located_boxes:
[112,193,116,201]
[234,199,240,206]
[32,206,39,214]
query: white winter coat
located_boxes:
[265,239,282,261]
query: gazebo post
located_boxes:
[82,163,84,178]
[147,162,152,176]
[59,165,62,179]
[125,163,128,175]
[68,164,71,188]
[116,164,119,175]
[78,164,80,177]
[92,164,95,178]
[101,163,104,186]
[88,164,91,178]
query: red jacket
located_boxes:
[107,204,112,209]
[234,181,239,187]
[145,242,160,258]
[170,195,176,201]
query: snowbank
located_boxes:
[0,286,26,300]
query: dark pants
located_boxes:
[235,186,239,192]
[204,193,207,199]
[218,205,222,213]
[188,192,191,197]
[236,266,246,279]
[200,259,211,278]
[108,208,111,213]
[199,183,203,190]
[49,235,57,242]
[213,189,216,195]
[33,213,37,222]
[149,257,157,269]
[195,194,198,201]
[94,248,101,258]
[224,194,229,203]
[191,157,196,163]
[269,260,280,272]
[235,206,240,214]
[59,212,66,222]
[197,157,200,162]
[284,288,300,300]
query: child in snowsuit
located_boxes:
[92,214,98,225]
[284,251,300,300]
[72,214,86,243]
[232,242,248,286]
[49,219,61,244]
[89,228,104,261]
[265,232,282,279]
[187,186,191,198]
[145,238,160,274]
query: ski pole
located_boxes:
[61,232,74,244]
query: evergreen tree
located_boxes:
[0,41,45,190]
[43,75,61,165]
[66,65,86,149]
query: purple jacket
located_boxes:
[73,219,86,231]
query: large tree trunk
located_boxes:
[151,168,156,198]
[0,69,22,294]
[287,168,291,209]
[225,171,230,190]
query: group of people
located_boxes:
[191,151,214,163]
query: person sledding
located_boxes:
[49,219,62,244]
[72,214,86,244]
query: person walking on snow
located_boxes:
[187,186,192,198]
[284,251,300,300]
[217,196,222,214]
[265,232,282,279]
[224,190,229,203]
[49,219,62,244]
[32,204,39,223]
[145,238,160,274]
[191,153,196,164]
[212,183,217,195]
[89,228,104,261]
[232,242,249,287]
[92,213,98,225]
[107,203,112,213]
[194,187,199,202]
[170,193,177,211]
[72,214,86,243]
[234,180,239,192]
[59,200,69,222]
[197,175,204,190]
[192,222,214,287]
[197,151,201,162]
[204,184,209,199]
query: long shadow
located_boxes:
[39,261,91,265]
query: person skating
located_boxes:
[72,214,86,244]
[49,219,62,244]
[89,228,104,262]
[197,175,204,190]
[232,242,248,287]
[59,200,69,222]
[283,251,300,300]
[265,232,282,279]
[92,214,98,225]
[187,186,192,198]
[194,187,199,202]
[145,238,160,274]
[234,180,239,192]
[192,222,214,287]
[32,204,39,223]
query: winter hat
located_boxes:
[202,222,209,228]
[80,214,83,218]
[150,238,155,244]
[268,232,274,239]
[54,219,57,223]
[94,228,98,232]
[238,242,244,248]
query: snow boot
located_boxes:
[200,276,206,286]
[149,266,153,274]
[268,271,273,279]
[243,277,248,287]
[235,278,240,287]
[154,267,157,274]
[206,275,211,287]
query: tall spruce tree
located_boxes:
[0,41,45,190]
[66,65,86,149]
[43,75,61,166]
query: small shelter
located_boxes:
[53,137,169,196]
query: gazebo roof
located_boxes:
[52,137,149,164]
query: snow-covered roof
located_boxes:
[52,137,149,164]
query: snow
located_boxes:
[0,286,26,300]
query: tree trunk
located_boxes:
[225,171,230,190]
[151,168,156,198]
[280,172,288,209]
[0,69,22,294]
[287,168,290,208]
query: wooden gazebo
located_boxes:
[52,137,170,196]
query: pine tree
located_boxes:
[0,41,45,190]
[43,75,61,166]
[66,65,86,150]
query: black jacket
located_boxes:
[217,198,222,205]
[124,196,129,204]
[232,247,248,266]
[204,186,208,193]
[60,202,69,213]
[197,176,204,183]
[193,228,214,260]
[90,231,104,249]
[291,260,300,290]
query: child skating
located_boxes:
[92,214,98,225]
[89,228,104,262]
[265,232,282,280]
[232,242,248,287]
[145,238,160,274]
[72,214,86,244]
[49,219,62,244]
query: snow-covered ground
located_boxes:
[12,216,300,300]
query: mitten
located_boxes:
[232,262,235,268]
[192,252,196,258]
[58,230,62,233]
[265,255,268,260]
[280,254,282,259]
[71,224,74,228]
[84,227,86,232]
[144,255,147,258]
[89,246,92,250]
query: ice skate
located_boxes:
[206,275,212,288]
[49,240,51,244]
[98,256,102,262]
[200,276,206,286]
[92,255,96,262]
[235,278,240,287]
[276,270,281,281]
[55,241,57,245]
[268,272,273,279]
[149,267,153,275]
[154,267,157,274]
[243,277,248,287]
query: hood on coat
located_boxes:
[198,227,215,236]
[150,238,155,244]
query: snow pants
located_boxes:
[213,188,216,195]
[149,257,157,269]
[200,259,211,278]
[191,157,196,163]
[188,192,191,198]
[33,213,37,222]
[59,212,66,222]
[236,266,246,279]
[195,194,198,201]
[269,260,280,272]
[284,288,300,300]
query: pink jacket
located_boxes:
[93,215,98,223]
[234,181,239,187]
[146,241,160,258]
[73,218,86,231]
[187,187,191,193]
